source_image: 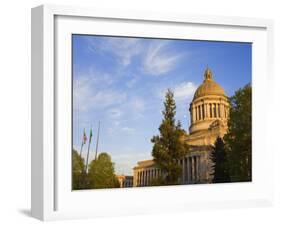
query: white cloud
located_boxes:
[92,90,126,109]
[107,108,123,119]
[73,75,127,113]
[130,97,145,112]
[88,37,143,66]
[121,127,135,134]
[126,75,138,88]
[143,41,182,76]
[88,37,184,76]
[173,82,197,101]
[111,152,151,175]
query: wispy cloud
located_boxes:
[173,82,197,101]
[130,97,145,112]
[73,73,127,113]
[88,37,143,66]
[142,41,183,76]
[107,108,123,119]
[126,75,139,88]
[87,37,184,76]
[111,152,151,175]
[121,127,135,134]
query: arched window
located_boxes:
[198,105,201,120]
[202,104,205,119]
[209,104,212,118]
[218,104,221,118]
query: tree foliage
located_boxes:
[72,149,85,190]
[88,152,120,189]
[224,84,252,182]
[210,137,230,183]
[151,89,189,185]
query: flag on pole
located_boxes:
[89,128,93,142]
[84,127,93,174]
[83,128,87,145]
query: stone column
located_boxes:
[142,170,145,186]
[182,158,185,184]
[146,170,149,186]
[191,157,195,182]
[214,103,216,118]
[215,103,217,118]
[192,106,195,123]
[188,157,192,183]
[205,103,208,118]
[194,156,197,181]
[196,155,200,181]
[186,157,190,183]
[145,170,148,186]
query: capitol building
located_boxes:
[132,68,230,187]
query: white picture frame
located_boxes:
[31,4,274,221]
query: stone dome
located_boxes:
[193,68,226,100]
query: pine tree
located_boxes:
[224,84,252,182]
[210,137,230,183]
[151,89,189,185]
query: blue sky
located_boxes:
[72,35,251,175]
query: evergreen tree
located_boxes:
[88,152,120,189]
[72,149,85,190]
[224,84,252,182]
[151,89,189,185]
[210,137,230,183]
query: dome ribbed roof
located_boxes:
[193,68,225,100]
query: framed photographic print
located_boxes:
[31,4,274,221]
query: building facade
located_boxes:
[133,68,229,186]
[117,175,134,188]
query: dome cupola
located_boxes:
[193,68,226,100]
[188,67,229,134]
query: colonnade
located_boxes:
[135,155,203,186]
[191,101,228,123]
[136,168,162,186]
[180,155,202,184]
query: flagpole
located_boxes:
[85,127,92,174]
[80,128,86,157]
[94,121,101,160]
[79,141,84,157]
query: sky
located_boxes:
[72,35,252,176]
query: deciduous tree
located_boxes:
[88,152,120,189]
[72,149,85,190]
